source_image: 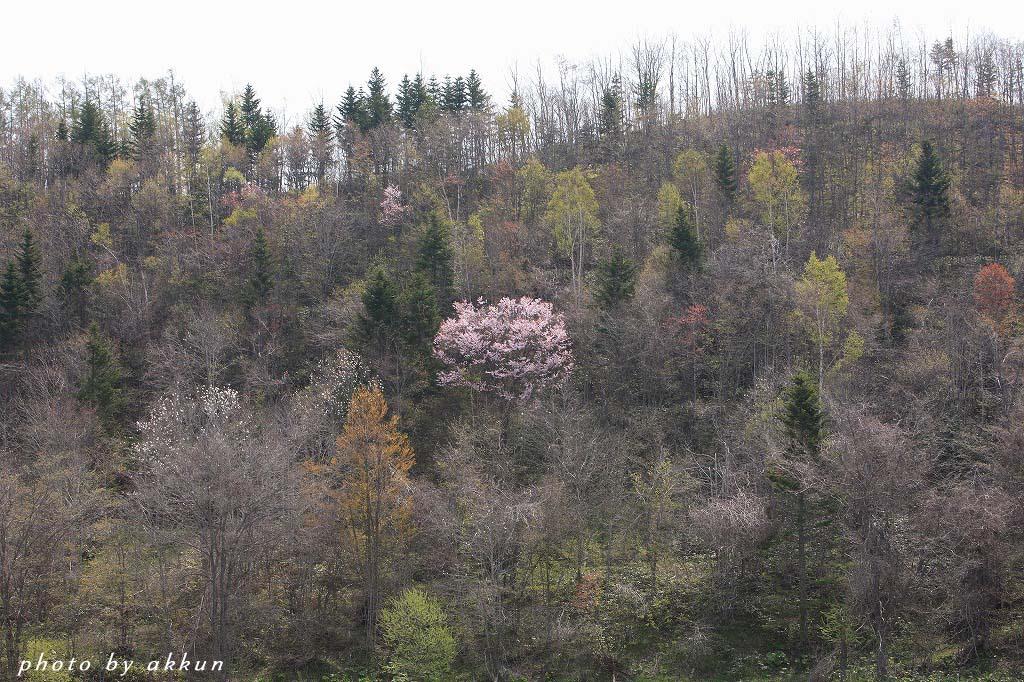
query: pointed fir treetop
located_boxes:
[714,143,737,200]
[780,369,825,457]
[16,229,42,312]
[220,101,245,146]
[594,248,637,309]
[248,227,274,305]
[669,203,702,270]
[911,140,951,220]
[308,103,334,143]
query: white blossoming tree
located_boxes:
[132,386,298,668]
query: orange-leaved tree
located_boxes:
[974,263,1016,330]
[335,385,415,652]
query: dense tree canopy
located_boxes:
[2,27,1024,681]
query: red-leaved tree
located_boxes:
[974,263,1016,326]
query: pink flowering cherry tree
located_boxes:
[433,297,574,402]
[379,185,409,227]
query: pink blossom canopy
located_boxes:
[433,297,574,402]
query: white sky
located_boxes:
[3,0,1023,120]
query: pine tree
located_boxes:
[466,70,487,110]
[59,257,92,324]
[396,75,417,127]
[238,84,277,167]
[593,249,637,309]
[308,103,334,185]
[778,369,825,650]
[781,370,825,454]
[77,322,126,430]
[413,74,430,112]
[365,68,393,129]
[357,267,400,349]
[443,76,467,112]
[713,143,737,203]
[415,213,455,304]
[15,229,42,313]
[220,102,245,146]
[895,58,912,100]
[426,77,442,106]
[976,51,998,98]
[127,92,156,160]
[182,101,205,174]
[0,261,25,352]
[909,140,951,246]
[599,76,623,138]
[71,99,116,166]
[398,271,441,350]
[669,204,702,270]
[248,227,274,304]
[803,69,821,118]
[337,86,368,132]
[55,119,69,142]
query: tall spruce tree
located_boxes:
[357,267,400,349]
[248,228,274,304]
[220,102,245,146]
[466,70,487,110]
[599,77,624,138]
[593,249,637,309]
[15,229,41,313]
[398,271,441,351]
[337,86,369,133]
[0,260,25,352]
[803,69,821,119]
[396,75,417,127]
[127,92,157,161]
[669,204,702,270]
[77,322,126,430]
[71,99,116,166]
[415,213,455,305]
[308,103,334,185]
[778,369,826,650]
[909,140,951,247]
[713,143,737,203]
[365,68,393,129]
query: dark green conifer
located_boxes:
[593,249,637,309]
[220,102,245,146]
[0,261,25,352]
[909,140,950,246]
[467,70,487,110]
[248,227,274,304]
[415,213,454,304]
[77,322,126,430]
[713,143,737,202]
[15,229,41,313]
[669,204,702,270]
[127,92,157,160]
[365,68,392,129]
[357,267,399,348]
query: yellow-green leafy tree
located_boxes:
[546,167,600,308]
[794,252,863,391]
[748,150,807,256]
[672,149,709,240]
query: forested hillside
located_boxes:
[3,28,1024,681]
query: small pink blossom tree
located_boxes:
[433,297,574,402]
[379,185,409,227]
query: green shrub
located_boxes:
[379,588,456,681]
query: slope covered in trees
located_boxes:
[2,27,1024,681]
